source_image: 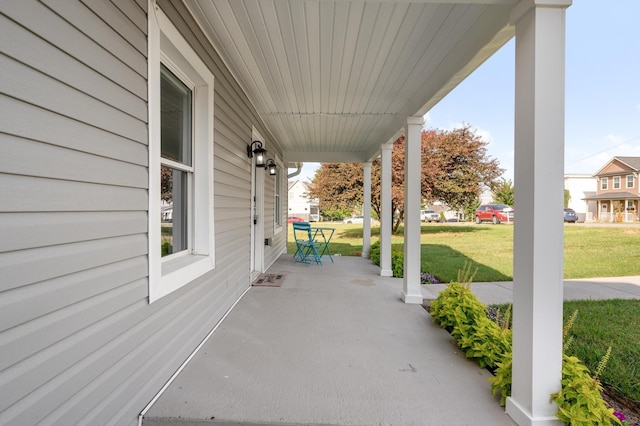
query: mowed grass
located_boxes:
[562,299,640,403]
[288,223,640,282]
[489,299,640,404]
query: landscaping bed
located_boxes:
[423,281,639,425]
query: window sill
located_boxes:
[153,254,214,302]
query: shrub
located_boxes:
[369,241,380,265]
[390,249,403,278]
[552,353,621,425]
[551,312,622,425]
[489,351,512,406]
[430,264,511,370]
[368,241,404,278]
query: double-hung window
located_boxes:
[613,176,621,189]
[601,177,608,190]
[627,175,635,189]
[161,64,192,257]
[149,5,215,302]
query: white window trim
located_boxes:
[627,175,635,189]
[149,4,215,303]
[613,176,621,189]
[601,177,608,190]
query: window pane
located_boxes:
[161,165,188,256]
[161,64,192,166]
[275,169,281,225]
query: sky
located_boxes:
[291,1,640,183]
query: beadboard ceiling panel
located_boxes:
[185,0,517,163]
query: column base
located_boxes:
[401,291,423,304]
[380,269,393,277]
[506,397,563,426]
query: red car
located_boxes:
[287,216,305,223]
[475,204,514,224]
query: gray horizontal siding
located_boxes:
[0,95,149,164]
[43,0,147,73]
[1,0,147,99]
[0,174,148,212]
[0,14,146,121]
[1,54,146,142]
[0,211,147,253]
[0,234,148,292]
[1,135,147,187]
[0,0,286,425]
[0,255,148,333]
[81,0,147,54]
[110,0,148,34]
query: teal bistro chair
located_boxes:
[292,222,323,265]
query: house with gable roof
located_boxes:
[584,156,640,222]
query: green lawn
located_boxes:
[490,299,640,404]
[562,299,640,403]
[288,223,640,282]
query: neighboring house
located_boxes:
[288,180,320,222]
[564,173,597,222]
[584,157,640,223]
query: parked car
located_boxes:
[563,208,578,223]
[475,204,514,224]
[287,216,304,223]
[420,210,440,222]
[343,215,364,224]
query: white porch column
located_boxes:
[507,1,570,425]
[362,161,372,258]
[402,117,424,304]
[379,141,393,277]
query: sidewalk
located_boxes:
[422,276,640,305]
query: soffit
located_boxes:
[185,0,517,163]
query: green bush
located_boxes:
[368,241,404,278]
[430,281,511,370]
[369,241,380,265]
[489,351,512,406]
[391,249,404,278]
[552,354,621,425]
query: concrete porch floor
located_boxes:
[144,255,515,426]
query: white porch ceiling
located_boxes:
[185,0,518,163]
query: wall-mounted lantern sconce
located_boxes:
[266,159,277,176]
[247,140,267,167]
